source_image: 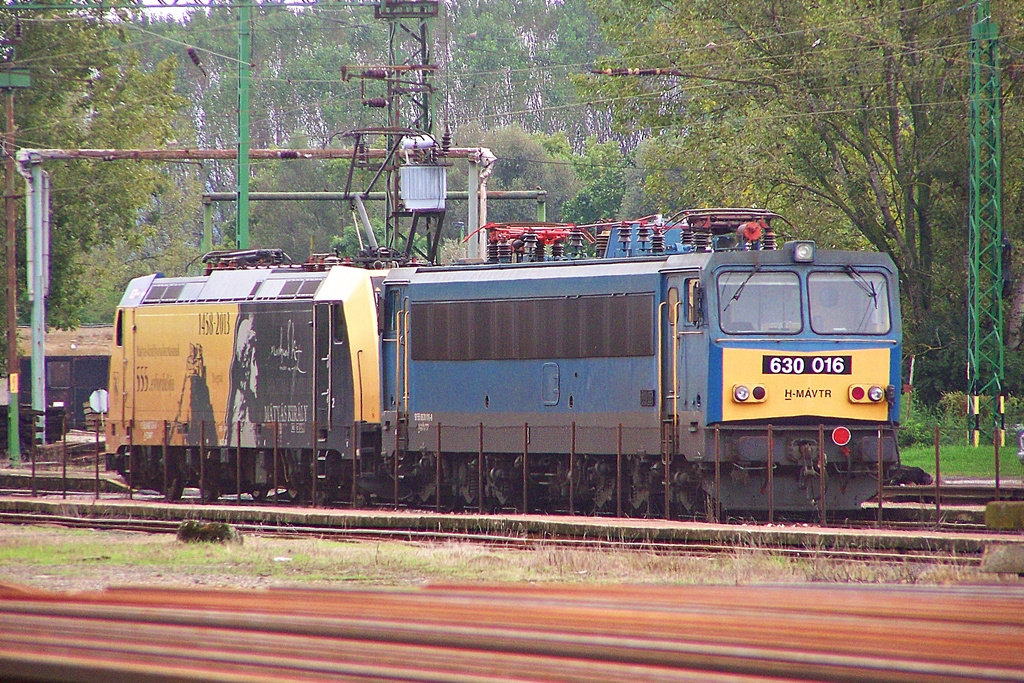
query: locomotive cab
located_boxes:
[701,241,902,512]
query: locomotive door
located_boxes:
[380,284,408,461]
[118,307,137,437]
[313,303,332,429]
[661,272,701,454]
[380,286,407,415]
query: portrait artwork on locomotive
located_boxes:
[105,251,382,503]
[104,210,902,519]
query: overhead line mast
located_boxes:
[967,0,1004,446]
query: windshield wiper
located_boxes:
[723,265,760,312]
[843,264,878,308]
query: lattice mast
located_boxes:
[967,0,1004,446]
[378,0,444,260]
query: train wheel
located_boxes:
[167,475,185,502]
[201,479,221,503]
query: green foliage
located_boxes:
[561,137,626,224]
[0,11,187,345]
[79,166,204,324]
[177,521,242,544]
[901,390,1024,447]
[459,122,580,223]
[580,0,1024,398]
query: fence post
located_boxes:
[163,420,170,502]
[934,425,941,522]
[392,420,398,509]
[994,426,1001,502]
[616,424,622,518]
[876,427,884,527]
[199,420,206,503]
[568,422,574,516]
[30,423,35,497]
[714,425,721,523]
[436,423,442,511]
[767,424,774,524]
[663,435,671,521]
[273,421,279,505]
[351,422,358,508]
[94,415,100,500]
[127,420,133,500]
[311,419,318,508]
[236,421,242,505]
[523,423,530,514]
[478,422,484,514]
[62,413,67,499]
[818,424,825,526]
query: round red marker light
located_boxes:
[832,426,852,446]
[752,385,766,400]
[851,386,865,401]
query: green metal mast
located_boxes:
[967,0,1004,446]
[236,0,252,248]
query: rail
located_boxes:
[0,582,1021,682]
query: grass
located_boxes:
[0,525,1007,592]
[900,443,1024,479]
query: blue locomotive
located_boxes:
[106,209,901,518]
[374,210,901,516]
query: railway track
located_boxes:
[0,582,1021,682]
[0,509,990,566]
[884,483,1024,505]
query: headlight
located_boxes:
[868,385,885,402]
[732,384,766,403]
[791,241,815,263]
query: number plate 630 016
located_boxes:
[762,355,852,375]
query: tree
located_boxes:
[581,0,1024,398]
[457,122,580,223]
[0,10,186,359]
[561,137,626,224]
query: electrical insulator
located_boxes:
[617,224,632,254]
[651,229,665,253]
[522,232,539,262]
[496,240,512,263]
[363,97,388,108]
[637,226,651,251]
[568,229,585,255]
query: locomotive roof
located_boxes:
[118,265,371,308]
[387,255,689,284]
[705,243,898,270]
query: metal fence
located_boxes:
[12,417,1019,529]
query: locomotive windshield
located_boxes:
[717,270,801,334]
[808,269,890,334]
